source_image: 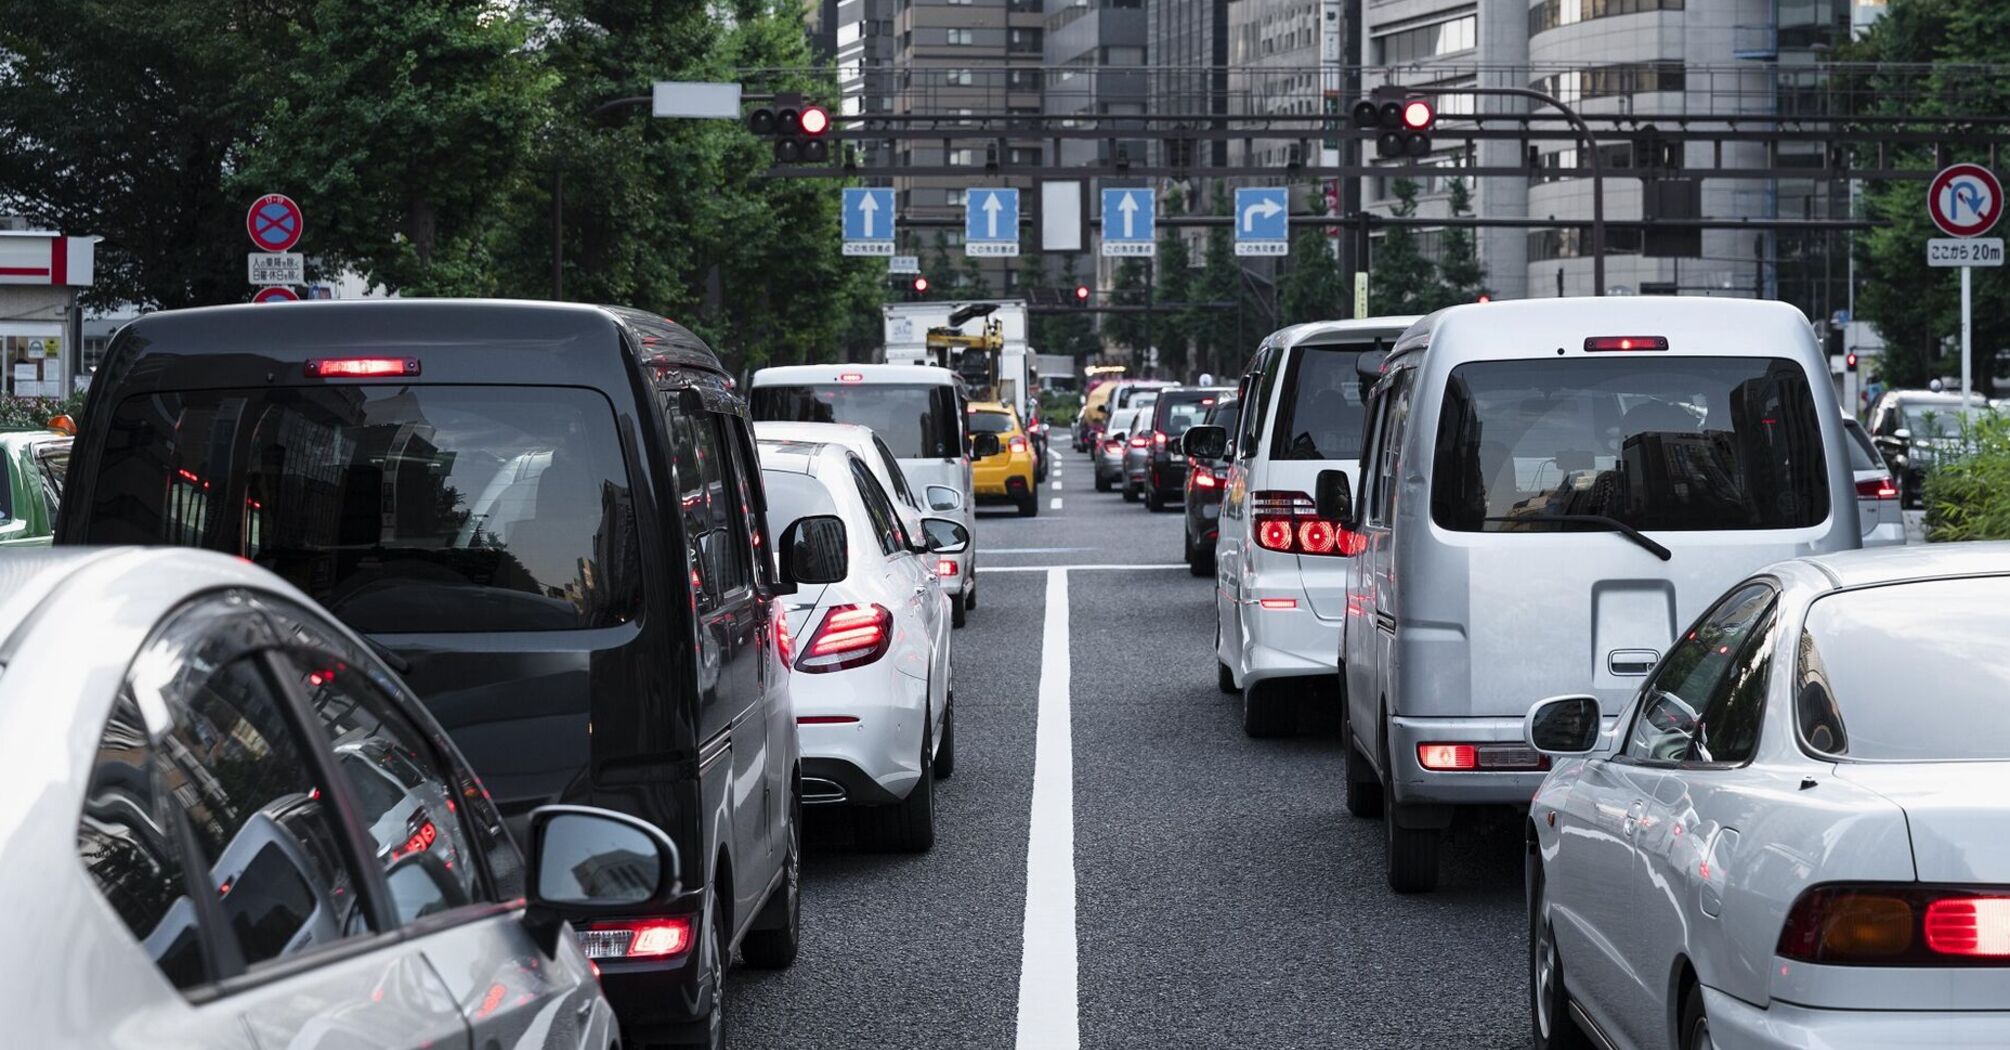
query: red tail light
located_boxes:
[795,603,893,673]
[1856,476,1899,500]
[578,917,693,960]
[1104,439,1124,452]
[1128,435,1148,448]
[1009,436,1028,453]
[1251,490,1363,557]
[1417,744,1478,771]
[1258,597,1297,610]
[1780,886,2010,965]
[937,558,958,576]
[305,357,420,378]
[1192,471,1219,490]
[1152,431,1167,449]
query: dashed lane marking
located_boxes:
[1050,497,1063,510]
[985,563,1189,574]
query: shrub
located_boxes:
[0,391,86,430]
[1922,412,2010,542]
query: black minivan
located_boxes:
[58,299,821,1049]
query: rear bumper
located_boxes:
[793,671,926,801]
[1148,459,1186,494]
[1234,596,1341,688]
[594,893,709,1030]
[1388,716,1545,806]
[1862,519,1906,547]
[974,472,1033,500]
[1704,986,2010,1049]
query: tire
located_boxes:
[869,724,937,852]
[1186,530,1210,577]
[1242,678,1296,738]
[932,693,955,779]
[673,889,728,1049]
[1384,794,1442,893]
[952,594,967,628]
[740,788,801,970]
[1145,487,1166,512]
[1018,493,1039,517]
[1095,473,1113,493]
[966,582,977,610]
[1122,483,1141,503]
[1678,981,1712,1050]
[1342,707,1384,819]
[1529,859,1593,1050]
[1218,659,1237,694]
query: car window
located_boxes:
[751,383,959,460]
[1371,372,1414,527]
[1154,392,1221,439]
[1241,351,1281,458]
[850,456,906,555]
[1795,575,2010,760]
[1840,420,1881,472]
[670,407,754,609]
[871,437,919,508]
[77,693,210,990]
[760,469,838,536]
[34,437,68,519]
[1625,583,1776,764]
[1270,345,1372,461]
[968,410,1014,435]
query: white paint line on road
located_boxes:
[1015,569,1078,1050]
[1051,478,1064,491]
[1050,496,1063,510]
[985,563,1189,574]
[987,547,1096,553]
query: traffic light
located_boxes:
[1073,284,1091,306]
[911,275,930,300]
[748,93,831,165]
[1355,89,1433,159]
[1846,351,1859,373]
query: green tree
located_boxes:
[1432,178,1490,307]
[1105,259,1152,364]
[1190,184,1244,379]
[1280,193,1346,326]
[1154,191,1194,376]
[1033,254,1101,359]
[1369,178,1440,317]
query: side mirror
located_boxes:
[523,804,683,955]
[1182,424,1228,460]
[922,517,969,554]
[1315,469,1356,531]
[1525,695,1603,756]
[1355,349,1388,382]
[970,432,1002,460]
[780,514,849,586]
[1892,428,1912,442]
[925,484,964,512]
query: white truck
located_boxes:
[882,301,1037,419]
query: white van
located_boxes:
[1327,297,1859,892]
[751,365,980,620]
[1190,317,1420,738]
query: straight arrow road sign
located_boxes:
[843,187,896,256]
[965,188,1020,257]
[1235,187,1289,257]
[1100,188,1155,257]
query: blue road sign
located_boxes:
[842,188,896,256]
[1100,188,1156,257]
[964,188,1020,257]
[1234,188,1289,257]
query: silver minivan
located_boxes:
[1327,297,1859,893]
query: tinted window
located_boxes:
[1205,398,1242,447]
[967,410,1014,435]
[1626,583,1776,763]
[670,408,753,608]
[850,457,905,555]
[77,695,208,990]
[1840,420,1881,472]
[1797,576,2010,760]
[1270,346,1372,460]
[35,437,68,519]
[1432,357,1830,533]
[84,387,640,633]
[1154,391,1224,438]
[871,437,918,507]
[0,453,10,521]
[1371,372,1415,526]
[751,384,959,460]
[1241,353,1282,458]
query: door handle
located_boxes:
[1623,800,1645,838]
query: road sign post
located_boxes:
[1234,188,1289,257]
[965,188,1020,257]
[1100,188,1155,257]
[842,187,896,256]
[1927,163,2003,413]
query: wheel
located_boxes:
[951,591,967,628]
[933,693,955,779]
[740,787,801,969]
[868,723,936,852]
[1035,460,1048,483]
[1145,487,1166,512]
[1242,678,1294,738]
[669,889,728,1049]
[1679,981,1712,1050]
[1342,707,1384,819]
[1122,483,1141,503]
[1095,473,1113,493]
[1217,659,1237,693]
[966,581,977,610]
[1018,493,1039,517]
[1186,530,1210,577]
[1529,858,1593,1050]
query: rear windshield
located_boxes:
[967,410,1013,435]
[1153,391,1224,438]
[1841,421,1881,472]
[82,386,640,633]
[1431,357,1829,533]
[1114,386,1161,409]
[1797,577,2010,761]
[751,384,959,460]
[1270,346,1371,461]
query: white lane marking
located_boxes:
[1051,478,1064,491]
[987,547,1096,553]
[985,563,1188,573]
[1050,496,1063,510]
[1015,568,1077,1050]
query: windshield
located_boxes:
[82,385,641,633]
[1900,402,1995,439]
[751,383,960,460]
[1270,346,1370,461]
[1154,391,1223,438]
[967,410,1014,435]
[1797,576,2010,761]
[1431,357,1829,532]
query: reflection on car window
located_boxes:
[1626,583,1775,764]
[1271,348,1369,461]
[851,457,906,555]
[1900,403,1995,439]
[1432,357,1829,533]
[751,384,958,460]
[35,438,69,519]
[669,408,754,609]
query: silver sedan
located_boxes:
[1525,542,2010,1050]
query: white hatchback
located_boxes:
[758,437,962,851]
[1526,543,2010,1050]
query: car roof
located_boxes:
[1791,542,2010,590]
[1884,390,1990,405]
[1394,296,1814,360]
[1267,316,1423,351]
[754,420,881,454]
[968,400,1011,412]
[752,364,958,386]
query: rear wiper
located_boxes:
[1483,514,1672,562]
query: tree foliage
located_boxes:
[1369,178,1440,317]
[1189,183,1245,379]
[1280,194,1345,326]
[1430,178,1490,308]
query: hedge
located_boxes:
[1922,412,2010,542]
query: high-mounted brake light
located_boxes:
[797,715,860,725]
[838,372,865,383]
[305,357,421,378]
[1856,476,1899,500]
[579,917,693,960]
[1582,336,1669,353]
[795,604,893,673]
[1779,886,2010,965]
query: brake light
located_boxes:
[1250,490,1363,557]
[579,917,693,960]
[937,558,958,576]
[304,357,421,378]
[1104,439,1124,452]
[795,604,893,673]
[1416,742,1548,771]
[1856,476,1899,500]
[798,715,861,725]
[1193,471,1219,490]
[1258,598,1297,610]
[1152,431,1167,449]
[1128,435,1148,448]
[773,599,794,664]
[1582,336,1669,353]
[391,816,439,860]
[1779,886,2010,965]
[838,372,864,383]
[1418,744,1478,771]
[1009,436,1028,453]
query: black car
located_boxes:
[1182,395,1239,575]
[58,299,825,1049]
[1142,387,1233,512]
[1865,388,2000,507]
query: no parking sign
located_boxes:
[246,194,305,252]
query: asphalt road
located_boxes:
[727,446,1528,1050]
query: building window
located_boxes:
[1010,147,1041,166]
[1008,68,1040,91]
[947,189,966,206]
[1371,12,1477,65]
[945,69,974,86]
[1008,27,1042,54]
[1527,227,1646,261]
[1530,0,1685,35]
[1529,143,1635,184]
[946,28,973,45]
[1530,61,1686,103]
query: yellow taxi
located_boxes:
[967,400,1039,517]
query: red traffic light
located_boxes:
[913,276,930,294]
[1402,99,1435,130]
[1074,284,1090,302]
[1845,351,1859,370]
[800,105,830,137]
